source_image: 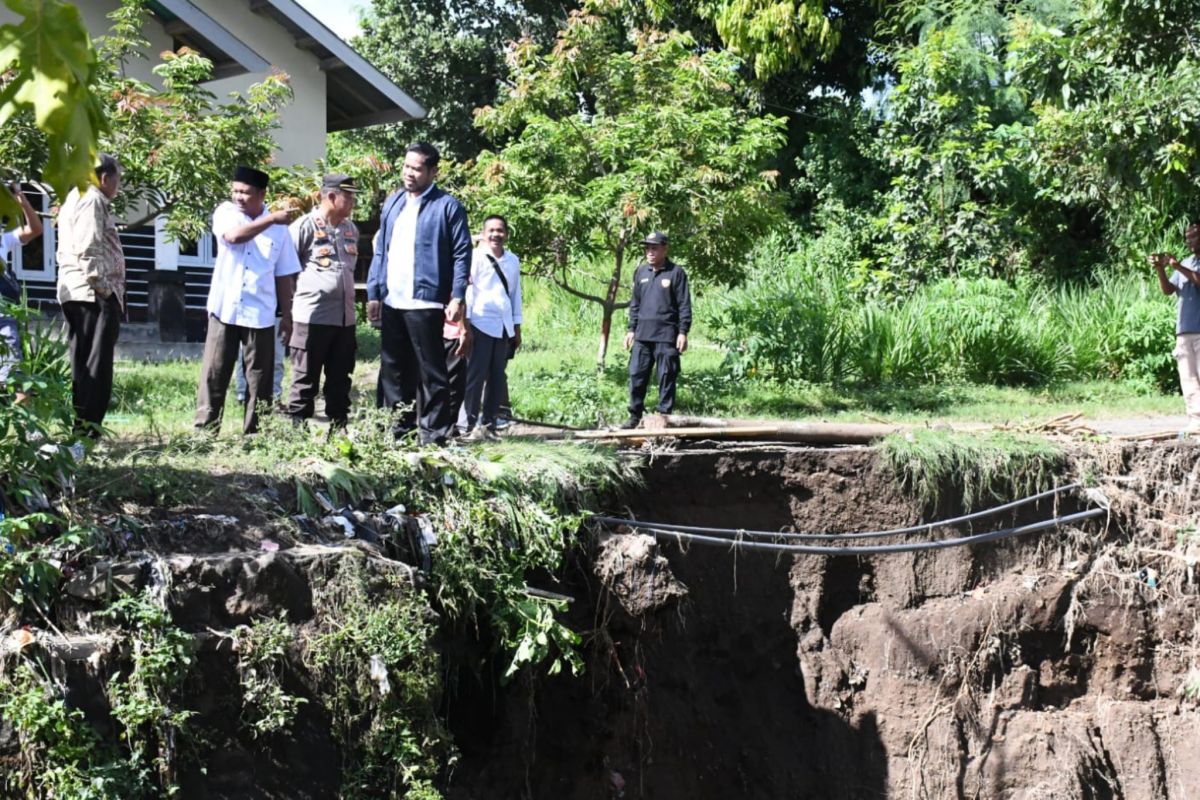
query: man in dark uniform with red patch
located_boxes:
[622,231,692,429]
[286,174,362,428]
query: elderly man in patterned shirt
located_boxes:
[55,153,125,439]
[286,173,362,429]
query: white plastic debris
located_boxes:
[330,515,356,538]
[194,514,239,525]
[369,654,391,696]
[416,515,438,546]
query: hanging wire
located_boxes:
[598,508,1104,556]
[592,483,1083,541]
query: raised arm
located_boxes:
[12,187,42,244]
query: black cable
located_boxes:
[605,508,1104,556]
[592,483,1082,541]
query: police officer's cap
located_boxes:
[642,231,669,246]
[322,173,363,193]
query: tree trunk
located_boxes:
[595,240,626,370]
[597,300,614,369]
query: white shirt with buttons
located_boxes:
[208,201,301,329]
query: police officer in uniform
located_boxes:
[286,174,362,428]
[622,231,692,428]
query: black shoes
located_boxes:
[619,415,641,430]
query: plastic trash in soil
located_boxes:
[369,654,391,697]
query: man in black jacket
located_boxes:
[621,231,692,429]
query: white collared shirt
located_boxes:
[384,183,442,311]
[0,230,18,262]
[207,201,301,329]
[466,247,522,339]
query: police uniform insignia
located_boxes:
[661,278,671,288]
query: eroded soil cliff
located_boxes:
[448,443,1200,800]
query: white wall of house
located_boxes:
[0,0,327,166]
[194,2,327,167]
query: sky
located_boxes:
[294,0,365,43]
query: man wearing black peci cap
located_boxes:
[195,166,301,435]
[621,231,692,429]
[285,174,361,429]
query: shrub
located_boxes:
[710,232,1177,391]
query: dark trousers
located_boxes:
[463,324,510,430]
[445,336,467,427]
[287,322,356,426]
[628,339,680,416]
[62,296,121,437]
[195,315,275,434]
[377,305,452,444]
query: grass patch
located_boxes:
[102,273,1186,437]
[878,429,1068,510]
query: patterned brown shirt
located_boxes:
[55,186,125,308]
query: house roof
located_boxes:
[247,0,426,131]
[147,0,426,131]
[147,0,269,80]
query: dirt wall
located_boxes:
[447,443,1200,800]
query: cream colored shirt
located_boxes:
[55,186,125,308]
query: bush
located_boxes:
[709,232,1176,390]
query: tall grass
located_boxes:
[709,234,1177,392]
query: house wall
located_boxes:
[0,0,327,166]
[194,2,328,167]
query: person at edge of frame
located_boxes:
[194,165,300,435]
[1151,219,1200,435]
[621,231,691,430]
[366,141,472,446]
[0,182,43,404]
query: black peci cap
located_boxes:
[233,165,269,189]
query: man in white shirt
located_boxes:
[365,142,471,445]
[462,215,521,438]
[194,166,300,435]
[0,183,43,396]
[56,154,125,438]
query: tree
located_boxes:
[0,0,294,242]
[331,0,568,165]
[1012,0,1200,258]
[92,0,294,242]
[0,0,106,219]
[462,5,786,366]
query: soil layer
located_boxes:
[447,442,1200,800]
